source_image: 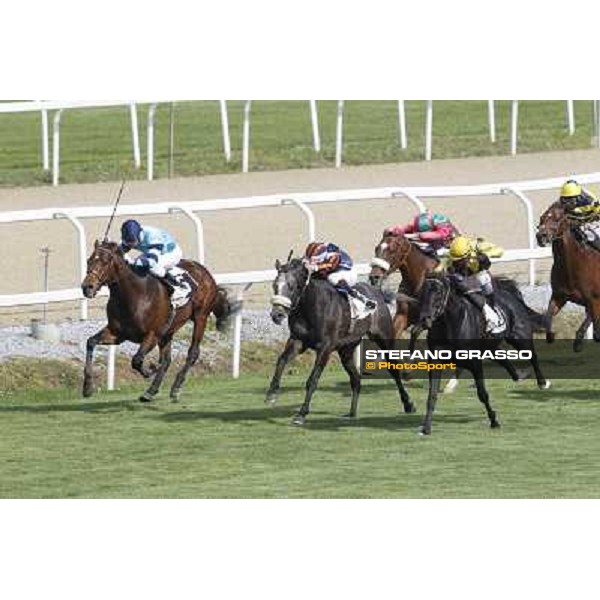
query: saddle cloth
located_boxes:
[167,266,193,308]
[347,294,375,321]
[575,221,600,250]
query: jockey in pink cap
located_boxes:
[385,211,459,253]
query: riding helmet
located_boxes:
[121,219,142,244]
[560,180,582,200]
[449,236,474,261]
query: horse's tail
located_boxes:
[495,277,549,334]
[213,286,243,332]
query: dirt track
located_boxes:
[1,148,599,324]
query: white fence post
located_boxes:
[510,100,519,156]
[168,205,205,264]
[309,100,321,152]
[281,198,316,241]
[53,211,88,320]
[107,345,116,391]
[147,103,158,181]
[335,100,344,168]
[129,103,141,169]
[232,283,252,378]
[398,100,407,149]
[219,100,232,162]
[242,100,252,173]
[425,100,433,161]
[488,100,496,143]
[41,109,49,170]
[52,109,63,186]
[392,190,427,213]
[501,187,536,285]
[566,100,575,135]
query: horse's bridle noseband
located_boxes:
[271,265,312,313]
[371,236,411,276]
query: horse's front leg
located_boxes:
[545,295,566,343]
[292,346,332,426]
[131,332,159,379]
[139,336,173,402]
[83,326,120,397]
[419,365,442,435]
[392,300,410,338]
[574,312,592,352]
[471,361,500,429]
[266,337,305,405]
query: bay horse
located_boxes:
[268,256,415,426]
[411,273,550,435]
[81,240,237,402]
[536,202,597,349]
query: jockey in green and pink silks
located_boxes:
[385,211,459,252]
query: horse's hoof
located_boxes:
[491,421,501,429]
[291,414,306,426]
[341,412,356,419]
[538,380,552,390]
[265,393,278,405]
[170,393,180,403]
[404,402,417,414]
[82,386,94,398]
[573,340,584,353]
[546,332,555,344]
[139,392,154,403]
[417,426,431,436]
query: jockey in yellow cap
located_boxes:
[559,179,600,251]
[447,235,506,335]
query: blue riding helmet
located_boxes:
[121,219,142,245]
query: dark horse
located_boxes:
[268,256,415,425]
[81,240,237,401]
[411,273,550,435]
[536,202,596,349]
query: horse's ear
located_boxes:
[94,239,99,249]
[287,249,293,262]
[275,259,281,271]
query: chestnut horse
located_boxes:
[536,202,596,348]
[81,240,237,401]
[369,231,439,337]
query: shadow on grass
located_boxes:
[159,403,481,432]
[0,399,143,414]
[508,387,600,403]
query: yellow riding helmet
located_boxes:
[449,236,473,261]
[560,180,582,199]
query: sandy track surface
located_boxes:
[1,148,599,324]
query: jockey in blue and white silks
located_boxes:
[120,220,195,305]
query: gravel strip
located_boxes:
[0,285,583,363]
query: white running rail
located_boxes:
[2,172,600,385]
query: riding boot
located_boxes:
[465,292,504,335]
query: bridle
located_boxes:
[86,245,119,287]
[271,263,312,313]
[371,235,411,276]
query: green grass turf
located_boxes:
[2,365,599,498]
[0,100,596,186]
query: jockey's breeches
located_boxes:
[327,266,358,288]
[137,245,183,278]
